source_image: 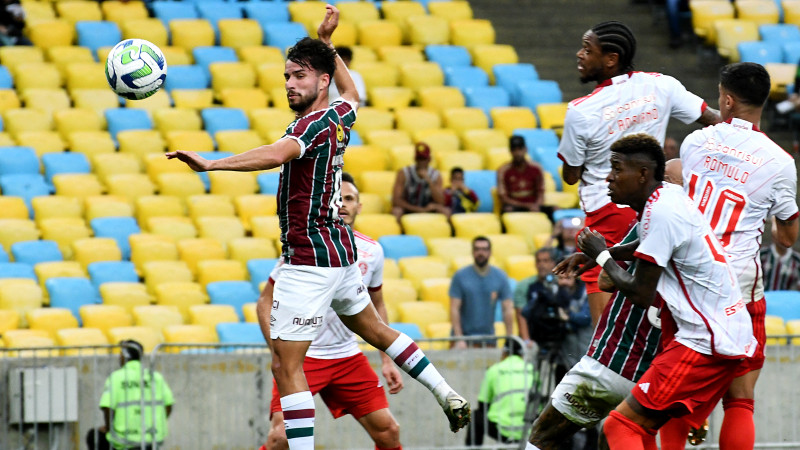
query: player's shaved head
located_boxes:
[591,21,637,72]
[663,158,683,186]
[610,133,665,182]
[720,62,770,107]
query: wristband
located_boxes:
[595,250,612,268]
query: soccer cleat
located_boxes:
[687,419,709,446]
[443,392,471,432]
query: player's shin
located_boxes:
[719,398,755,450]
[659,418,691,450]
[280,391,315,450]
[604,410,650,450]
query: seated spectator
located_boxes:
[328,46,367,106]
[444,167,479,214]
[760,217,800,291]
[0,0,30,46]
[391,142,449,223]
[497,135,545,213]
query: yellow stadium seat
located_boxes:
[33,263,87,303]
[170,19,215,51]
[399,61,444,90]
[56,1,102,24]
[502,211,552,249]
[156,173,206,203]
[195,216,246,247]
[450,19,494,47]
[187,194,236,220]
[96,47,113,64]
[219,88,269,110]
[132,305,184,336]
[715,19,759,61]
[418,86,465,113]
[352,61,399,88]
[147,217,197,242]
[471,44,518,83]
[130,234,179,273]
[197,259,246,288]
[242,302,258,323]
[177,238,227,276]
[248,108,295,140]
[424,321,452,349]
[442,107,489,138]
[394,107,441,135]
[72,237,123,270]
[329,20,359,47]
[46,46,95,79]
[54,108,102,139]
[234,194,276,232]
[152,108,202,137]
[337,1,379,25]
[429,1,473,21]
[367,87,414,110]
[364,130,411,149]
[485,233,531,262]
[210,62,256,94]
[359,192,384,214]
[16,131,66,157]
[437,150,483,173]
[106,326,162,352]
[22,1,56,23]
[228,237,278,264]
[218,19,263,49]
[163,324,218,347]
[490,107,537,137]
[71,89,119,126]
[353,108,396,137]
[485,148,511,171]
[400,213,452,239]
[358,20,402,49]
[765,63,796,100]
[53,173,105,199]
[381,1,426,43]
[288,0,326,23]
[2,329,57,356]
[427,237,472,262]
[32,196,82,226]
[84,195,134,222]
[105,174,157,202]
[690,1,735,44]
[407,15,450,46]
[343,145,390,179]
[39,217,91,259]
[461,129,507,156]
[256,62,285,94]
[765,315,787,345]
[21,87,70,116]
[505,255,537,281]
[238,46,283,68]
[450,213,501,240]
[359,171,396,199]
[412,129,461,155]
[100,282,153,313]
[65,62,108,92]
[398,256,449,291]
[3,108,53,137]
[544,191,578,209]
[397,302,449,337]
[172,89,214,110]
[388,145,415,171]
[377,45,425,67]
[142,260,193,295]
[0,309,21,334]
[91,154,140,185]
[251,216,282,241]
[0,197,29,220]
[0,219,39,252]
[382,258,400,280]
[537,103,569,131]
[56,328,110,355]
[0,279,43,328]
[119,130,167,161]
[207,171,258,197]
[144,153,194,183]
[125,90,172,112]
[120,18,166,46]
[352,213,400,239]
[80,304,133,339]
[28,19,75,49]
[214,130,262,155]
[0,90,21,111]
[786,1,800,27]
[786,319,800,346]
[419,277,451,312]
[736,1,779,26]
[382,278,418,317]
[165,130,214,153]
[27,307,79,339]
[0,47,44,73]
[69,131,114,160]
[135,195,185,228]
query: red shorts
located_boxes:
[632,340,745,428]
[270,353,389,420]
[740,299,766,371]
[580,202,638,294]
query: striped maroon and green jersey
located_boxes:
[586,226,662,382]
[278,98,357,267]
[760,245,800,291]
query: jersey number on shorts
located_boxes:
[687,172,748,247]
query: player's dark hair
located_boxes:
[120,340,143,362]
[591,21,636,72]
[341,171,357,189]
[287,37,337,79]
[610,133,665,182]
[335,46,353,63]
[450,167,464,177]
[719,62,770,107]
[473,235,491,250]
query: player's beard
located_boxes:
[288,90,319,113]
[474,255,489,268]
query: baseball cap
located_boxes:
[509,135,526,149]
[415,142,431,160]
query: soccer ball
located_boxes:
[105,39,167,100]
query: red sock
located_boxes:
[604,410,652,450]
[720,398,755,450]
[659,418,690,450]
[375,446,402,450]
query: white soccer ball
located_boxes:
[105,39,167,100]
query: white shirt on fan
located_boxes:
[681,118,799,303]
[270,230,384,359]
[634,183,757,358]
[558,71,706,213]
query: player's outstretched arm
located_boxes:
[166,138,301,172]
[317,5,359,107]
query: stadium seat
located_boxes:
[379,235,428,260]
[132,304,183,336]
[28,20,75,50]
[394,107,442,135]
[0,47,44,72]
[689,1,735,44]
[165,130,214,153]
[388,322,423,340]
[256,172,281,195]
[75,21,121,55]
[15,131,67,158]
[130,234,180,274]
[187,194,235,220]
[367,87,414,110]
[105,173,156,202]
[52,173,104,200]
[228,237,277,265]
[736,1,779,26]
[243,3,289,24]
[219,89,268,110]
[93,153,144,181]
[450,19,495,47]
[106,326,162,352]
[135,195,185,228]
[0,197,29,220]
[139,260,192,297]
[156,173,207,203]
[397,213,451,241]
[233,194,275,232]
[31,197,82,227]
[125,90,172,113]
[196,2,243,35]
[39,217,91,260]
[738,42,783,65]
[397,302,449,336]
[146,217,196,242]
[462,170,496,213]
[418,277,452,312]
[57,327,110,354]
[177,238,227,276]
[207,281,259,321]
[471,45,518,84]
[117,131,166,162]
[407,15,450,46]
[22,88,72,117]
[461,129,506,156]
[248,108,295,139]
[765,290,800,321]
[504,255,536,281]
[216,322,264,344]
[444,66,489,93]
[464,87,511,119]
[263,23,309,53]
[87,261,138,290]
[163,324,218,347]
[201,107,249,139]
[491,107,537,137]
[342,146,390,180]
[105,108,153,140]
[358,20,402,49]
[382,278,418,315]
[193,46,239,80]
[0,89,21,112]
[398,256,448,291]
[760,24,800,43]
[378,45,425,67]
[514,128,559,151]
[11,240,62,266]
[427,237,471,261]
[381,1,425,42]
[0,146,39,176]
[152,2,198,26]
[54,108,103,139]
[715,19,760,62]
[437,151,483,174]
[196,216,246,246]
[45,277,100,324]
[120,18,167,47]
[66,131,115,159]
[0,278,43,327]
[536,103,569,131]
[246,258,279,292]
[251,217,281,244]
[165,65,210,92]
[786,320,800,346]
[502,211,552,249]
[351,61,399,89]
[197,259,246,288]
[72,237,122,270]
[170,20,215,51]
[100,282,152,313]
[764,315,787,345]
[485,233,531,262]
[190,304,239,332]
[65,61,108,92]
[0,308,19,334]
[353,214,401,240]
[56,1,102,24]
[359,170,396,201]
[3,108,53,137]
[450,213,501,240]
[517,80,562,111]
[41,152,91,186]
[27,307,79,338]
[442,107,489,140]
[0,218,40,253]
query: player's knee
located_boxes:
[368,418,401,448]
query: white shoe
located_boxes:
[442,392,471,432]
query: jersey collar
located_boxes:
[597,72,634,88]
[725,117,760,132]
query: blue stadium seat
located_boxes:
[379,235,428,260]
[87,261,139,289]
[152,2,199,26]
[201,108,249,138]
[46,277,101,326]
[425,45,471,72]
[196,2,243,39]
[760,24,800,43]
[196,151,234,191]
[164,65,210,91]
[0,174,51,209]
[349,129,363,146]
[0,262,35,280]
[389,322,423,340]
[512,128,559,149]
[494,63,538,104]
[207,281,259,321]
[11,240,62,266]
[765,290,800,321]
[464,86,511,119]
[784,41,800,64]
[216,322,265,344]
[532,145,562,190]
[464,170,496,213]
[75,21,122,55]
[247,258,279,292]
[263,23,308,52]
[193,46,238,79]
[257,172,280,195]
[90,217,141,260]
[244,3,290,24]
[445,66,489,90]
[0,246,7,263]
[0,146,39,176]
[105,109,153,140]
[552,209,585,223]
[0,66,13,89]
[738,42,783,65]
[41,152,91,187]
[516,80,562,110]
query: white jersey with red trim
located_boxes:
[558,71,706,213]
[681,118,799,303]
[270,231,384,359]
[634,183,757,358]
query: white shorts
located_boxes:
[550,355,635,427]
[270,264,371,341]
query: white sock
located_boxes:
[280,391,314,450]
[526,442,542,450]
[384,332,446,395]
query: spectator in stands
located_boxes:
[328,46,367,106]
[663,158,683,186]
[544,216,584,260]
[496,135,545,214]
[761,217,800,291]
[465,339,535,447]
[0,0,30,46]
[663,136,680,160]
[87,340,174,450]
[444,167,479,214]
[450,236,514,349]
[665,0,688,48]
[513,247,558,346]
[391,142,449,223]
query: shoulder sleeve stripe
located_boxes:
[633,251,659,265]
